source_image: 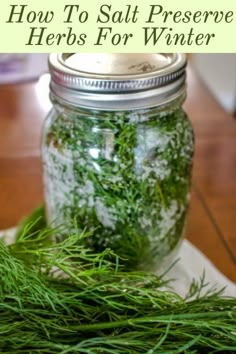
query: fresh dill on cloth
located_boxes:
[0,208,235,353]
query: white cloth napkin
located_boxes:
[164,240,236,297]
[1,227,235,297]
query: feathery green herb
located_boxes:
[42,98,194,270]
[0,211,235,353]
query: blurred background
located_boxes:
[191,54,236,115]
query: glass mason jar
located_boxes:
[42,53,194,270]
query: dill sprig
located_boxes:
[0,211,235,353]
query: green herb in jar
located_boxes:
[42,53,194,270]
[42,97,194,270]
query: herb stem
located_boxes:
[68,310,234,332]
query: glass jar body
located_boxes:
[42,96,194,270]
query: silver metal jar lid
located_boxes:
[49,53,187,110]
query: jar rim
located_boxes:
[49,53,187,110]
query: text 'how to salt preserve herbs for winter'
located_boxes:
[5,4,235,47]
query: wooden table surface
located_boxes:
[0,66,235,282]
